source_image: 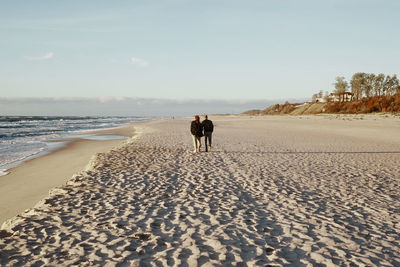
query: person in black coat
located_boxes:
[190,115,203,152]
[202,115,214,152]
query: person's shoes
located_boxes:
[193,149,197,153]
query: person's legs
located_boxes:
[204,132,212,151]
[192,135,198,152]
[197,136,201,151]
[204,134,209,152]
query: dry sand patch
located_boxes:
[1,116,399,266]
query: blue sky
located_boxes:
[1,0,399,105]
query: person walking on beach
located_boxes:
[190,115,203,153]
[202,115,214,152]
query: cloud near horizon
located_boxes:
[25,52,54,61]
[131,57,149,66]
[0,97,281,117]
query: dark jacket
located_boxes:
[191,121,203,137]
[202,119,214,132]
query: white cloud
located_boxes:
[97,96,127,103]
[25,52,54,61]
[131,57,149,67]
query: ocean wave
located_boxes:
[0,125,37,129]
[0,116,93,122]
[0,116,143,140]
[0,145,46,172]
[0,116,143,122]
[0,115,151,172]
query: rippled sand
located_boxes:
[1,115,399,266]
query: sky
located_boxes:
[0,0,399,115]
[0,97,281,116]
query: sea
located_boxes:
[0,116,151,176]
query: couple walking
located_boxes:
[190,115,214,153]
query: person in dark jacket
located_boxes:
[190,115,203,152]
[202,115,214,152]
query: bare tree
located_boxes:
[383,74,400,96]
[341,72,399,101]
[350,72,367,100]
[383,75,392,96]
[363,73,375,98]
[391,75,400,95]
[373,73,385,96]
[333,76,348,102]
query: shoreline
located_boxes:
[0,123,136,225]
[1,115,399,265]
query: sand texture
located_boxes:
[0,125,135,225]
[1,115,400,266]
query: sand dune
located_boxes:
[1,115,399,266]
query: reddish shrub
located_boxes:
[323,93,400,113]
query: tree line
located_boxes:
[334,73,400,101]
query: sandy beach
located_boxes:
[1,114,399,266]
[0,124,135,225]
